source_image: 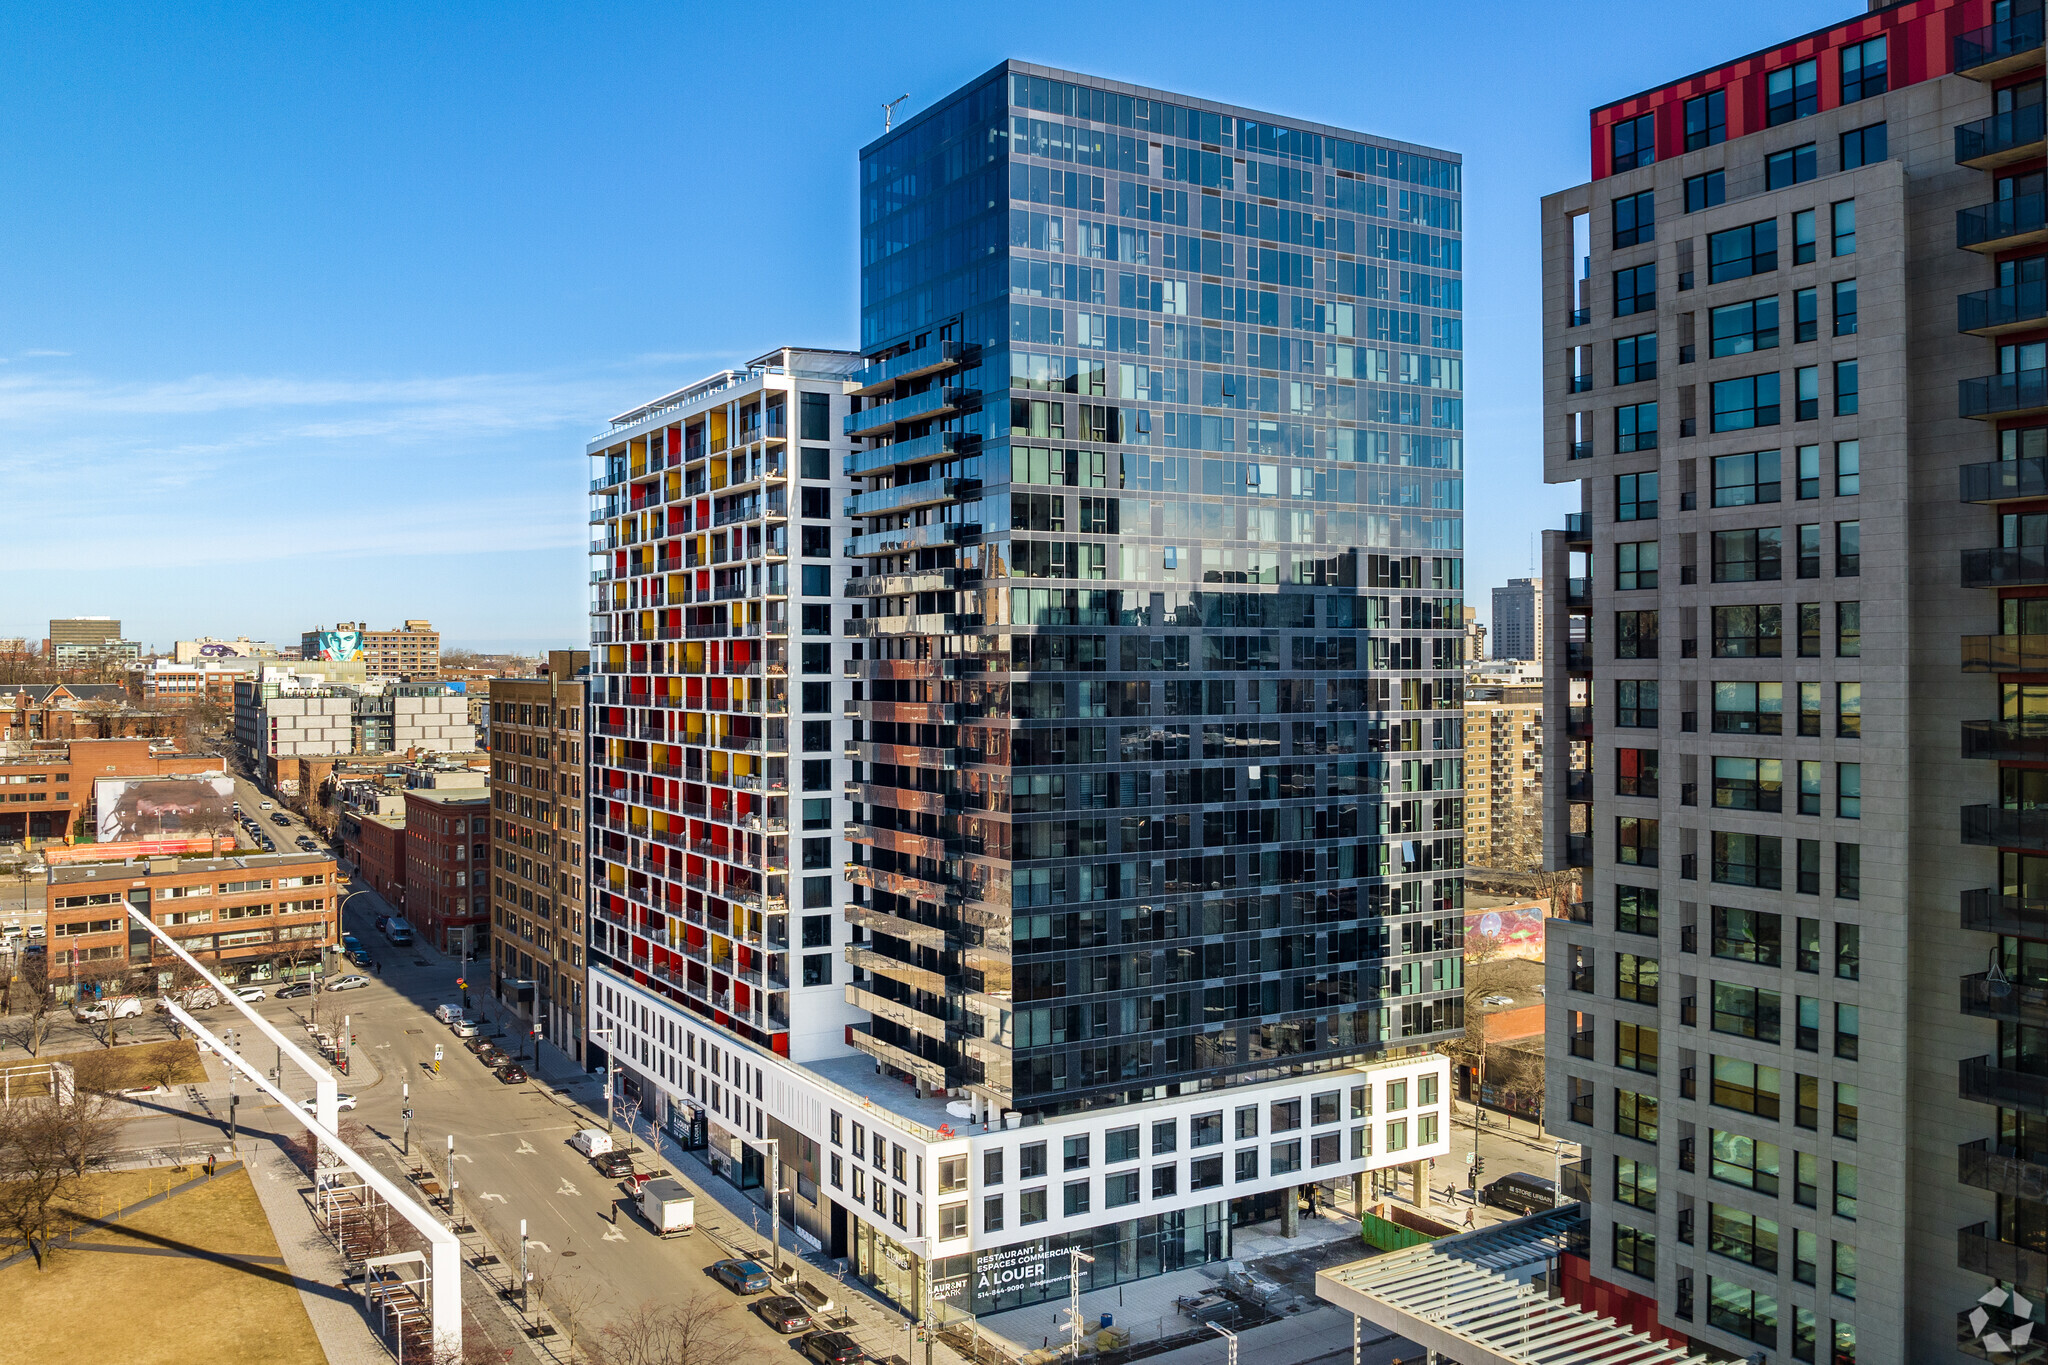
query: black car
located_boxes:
[592,1150,635,1178]
[476,1045,508,1067]
[271,814,291,827]
[753,1296,812,1334]
[495,1063,528,1084]
[346,948,373,968]
[464,1035,493,1055]
[374,914,389,931]
[798,1331,866,1365]
[275,982,314,999]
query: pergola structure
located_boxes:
[1314,1209,1716,1365]
[131,905,463,1358]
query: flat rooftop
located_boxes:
[405,787,489,807]
[53,850,336,885]
[803,1054,967,1133]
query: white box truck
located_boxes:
[639,1178,694,1237]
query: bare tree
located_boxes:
[592,1297,743,1365]
[51,1085,120,1177]
[8,952,54,1056]
[0,1102,74,1268]
[1464,930,1504,968]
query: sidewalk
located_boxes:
[608,1102,975,1365]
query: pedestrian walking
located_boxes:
[372,959,381,977]
[204,1152,216,1178]
[1463,1208,1474,1229]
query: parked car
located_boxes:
[592,1149,635,1179]
[346,948,373,968]
[324,974,370,992]
[271,814,291,826]
[450,1018,479,1038]
[1480,1172,1559,1215]
[341,934,363,952]
[494,1063,528,1085]
[276,983,314,1000]
[708,1259,772,1296]
[232,985,267,1003]
[798,1331,867,1365]
[476,1045,508,1067]
[297,1094,358,1113]
[569,1128,614,1158]
[752,1296,812,1334]
[374,914,390,932]
[464,1036,494,1056]
[433,1003,462,1024]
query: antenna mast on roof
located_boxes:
[883,95,909,132]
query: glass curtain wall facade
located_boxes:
[845,61,1468,1119]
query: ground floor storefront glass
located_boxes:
[855,1220,923,1315]
[926,1201,1231,1318]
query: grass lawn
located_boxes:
[0,1166,325,1364]
[50,1038,208,1092]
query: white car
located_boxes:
[233,985,267,1002]
[324,975,371,992]
[298,1094,358,1113]
[450,1018,480,1038]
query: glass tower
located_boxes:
[845,61,1468,1120]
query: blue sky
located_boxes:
[0,0,1851,652]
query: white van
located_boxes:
[569,1128,614,1159]
[75,996,144,1022]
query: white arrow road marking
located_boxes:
[524,1239,553,1254]
[452,1152,473,1163]
[480,1192,508,1203]
[603,1226,626,1242]
[515,1139,537,1155]
[556,1179,581,1197]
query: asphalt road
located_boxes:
[228,884,880,1359]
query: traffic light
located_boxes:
[1474,1157,1486,1178]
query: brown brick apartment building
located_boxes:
[487,649,588,1063]
[0,738,220,845]
[350,809,407,910]
[403,787,489,955]
[48,850,339,987]
[303,621,442,681]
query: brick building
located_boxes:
[486,649,588,1063]
[0,738,219,845]
[134,658,259,705]
[47,850,339,988]
[402,787,489,955]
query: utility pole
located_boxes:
[225,1028,237,1148]
[594,1026,616,1133]
[519,1217,530,1316]
[446,1134,456,1210]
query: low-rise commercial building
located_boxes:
[0,738,220,846]
[47,850,340,988]
[134,657,260,704]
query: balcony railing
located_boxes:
[1960,193,2048,253]
[844,386,974,439]
[851,338,966,395]
[1955,2,2044,79]
[1959,1222,2048,1293]
[1963,887,2048,938]
[1962,1054,2048,1113]
[1962,455,2048,504]
[1563,512,1588,541]
[1559,1157,1591,1204]
[1565,833,1591,867]
[1566,769,1592,801]
[1957,102,2048,169]
[1962,365,2048,420]
[1963,970,2048,1024]
[1567,706,1592,740]
[1968,717,2048,761]
[1562,900,1593,923]
[1566,577,1590,607]
[1566,642,1592,672]
[843,429,970,480]
[1965,804,2048,851]
[1961,281,2048,336]
[1960,1138,2048,1201]
[1964,545,2048,589]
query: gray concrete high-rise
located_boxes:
[1535,3,2047,1361]
[1491,577,1544,660]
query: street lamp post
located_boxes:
[402,1082,412,1157]
[1208,1323,1238,1365]
[593,1026,616,1133]
[1064,1247,1096,1361]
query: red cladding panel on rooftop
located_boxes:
[1590,0,1993,179]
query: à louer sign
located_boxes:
[934,1242,1058,1303]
